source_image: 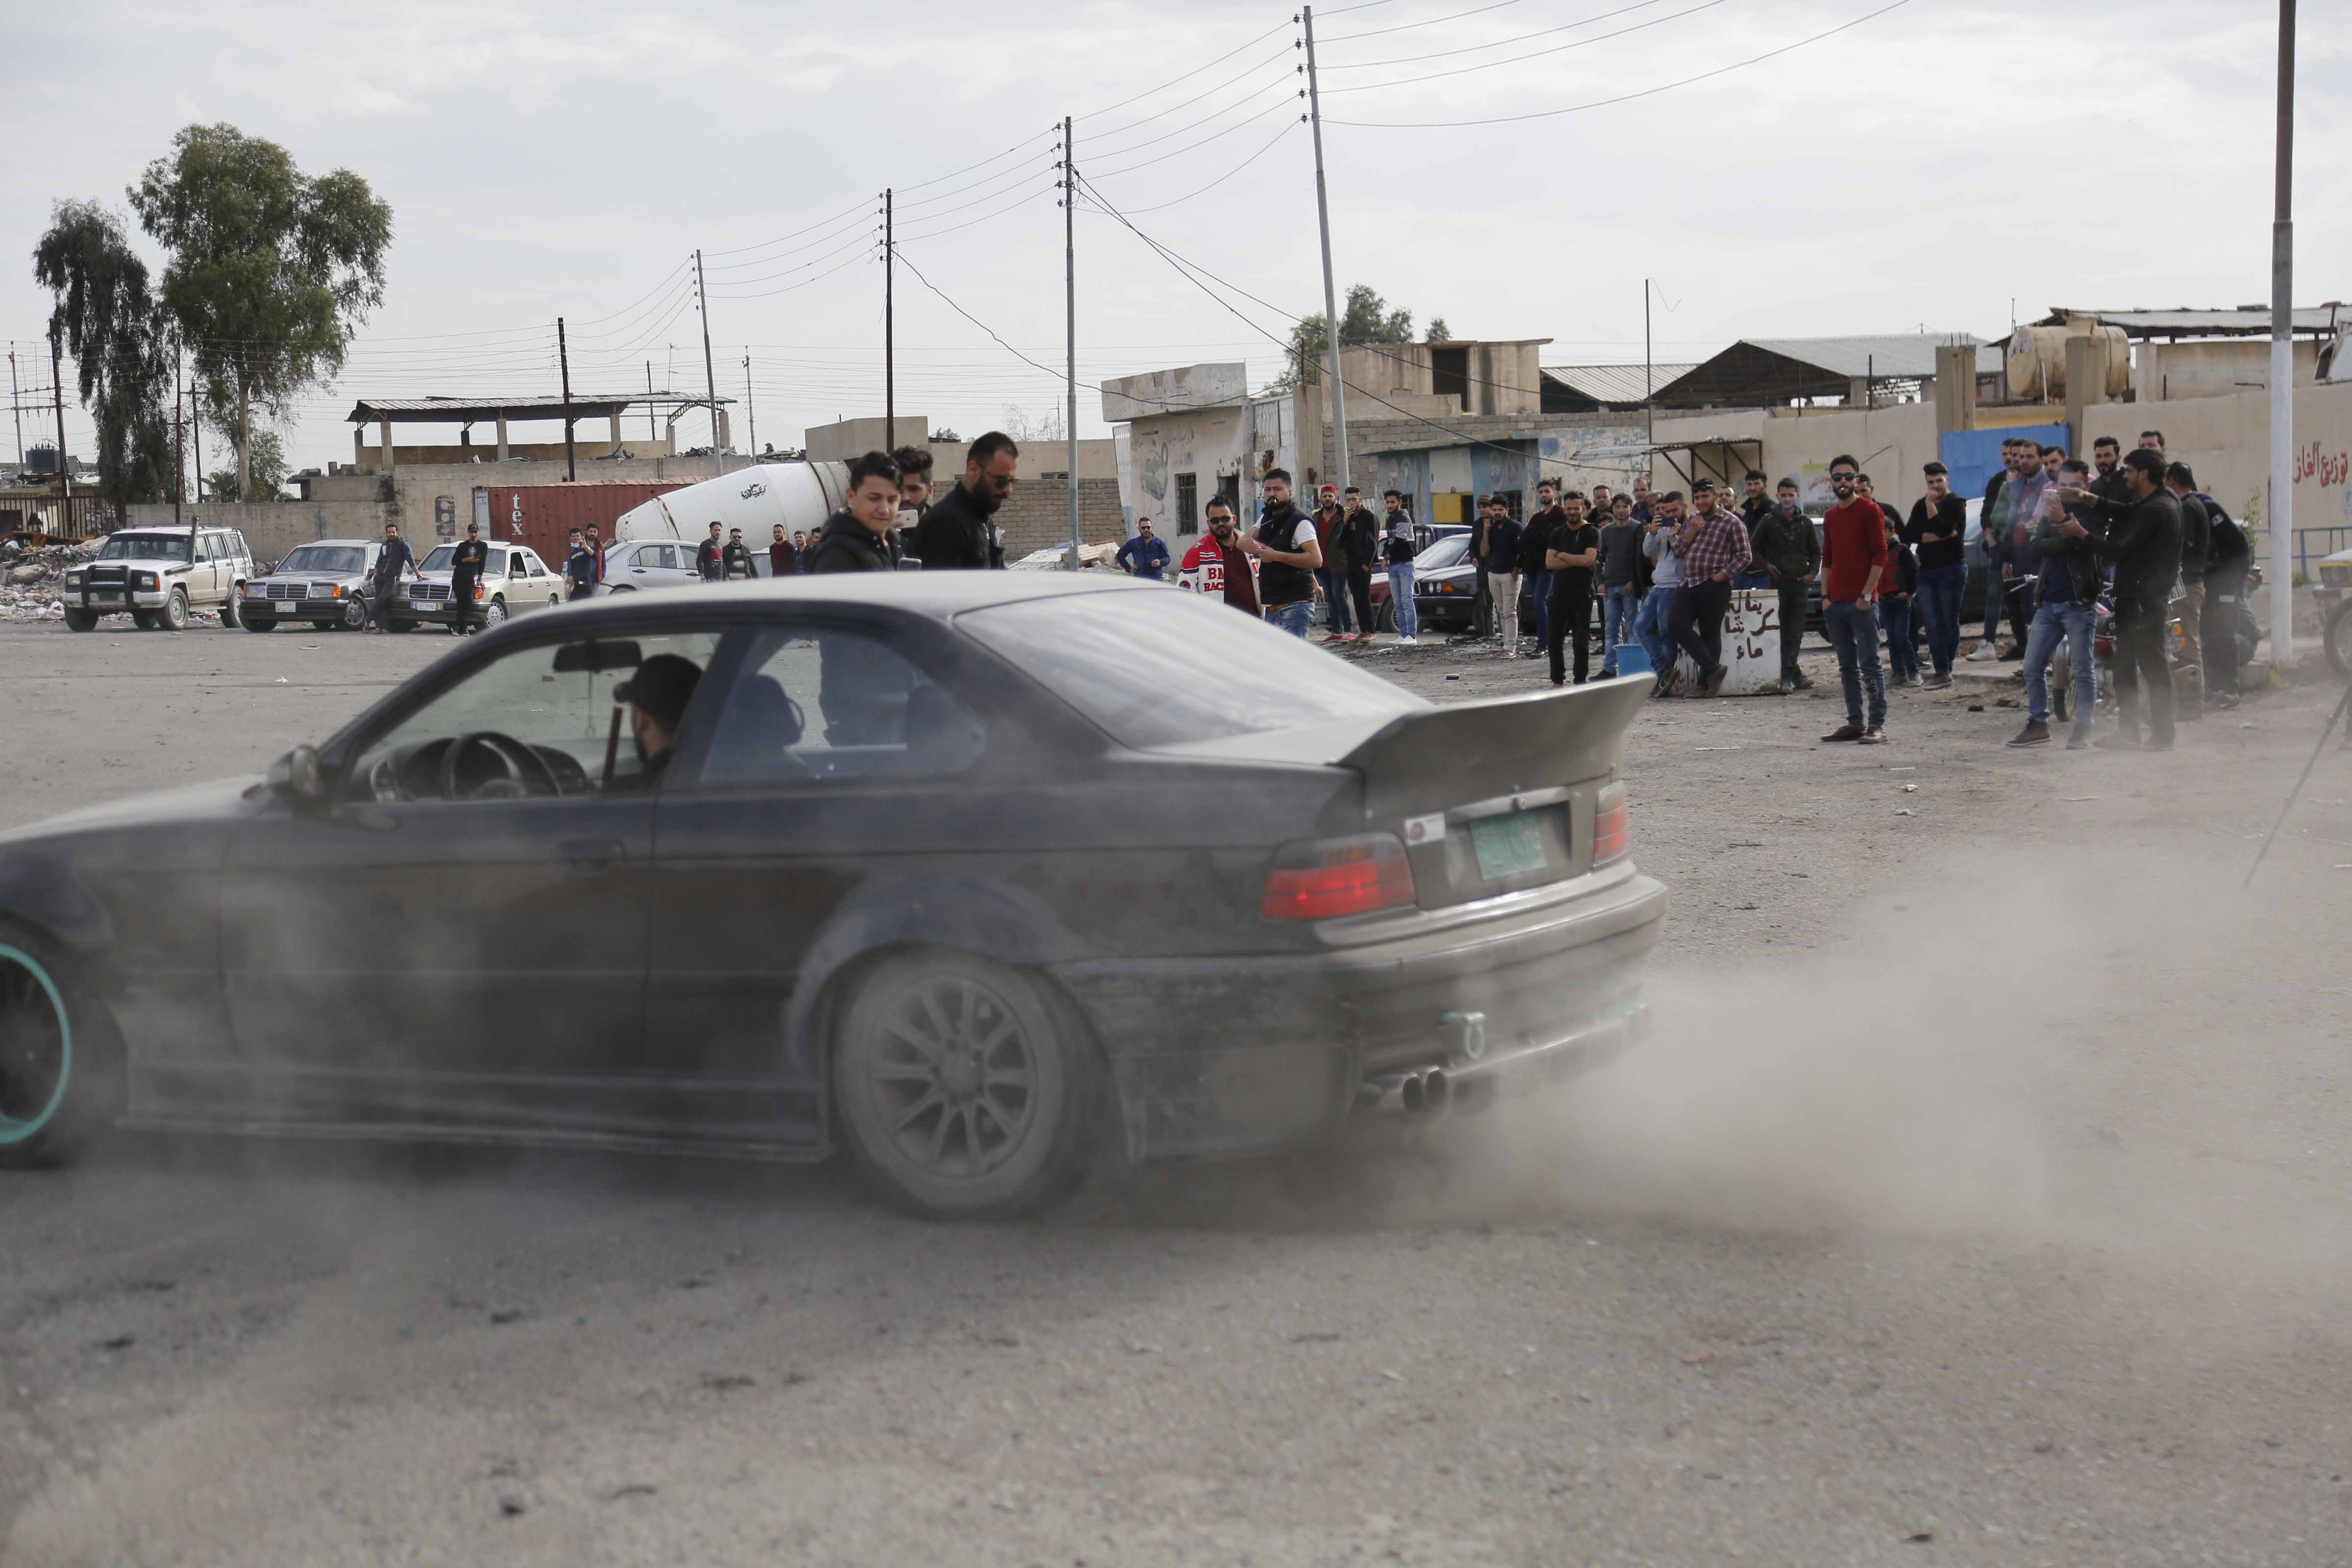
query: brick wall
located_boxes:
[995,477,1125,560]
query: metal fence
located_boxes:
[0,492,125,539]
[2294,526,2352,579]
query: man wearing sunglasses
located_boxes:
[1817,456,1887,743]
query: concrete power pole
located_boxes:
[694,248,723,478]
[743,354,757,461]
[1063,117,1081,570]
[2269,0,2297,668]
[9,348,21,467]
[50,338,69,516]
[557,317,577,483]
[884,188,895,454]
[1301,6,1349,499]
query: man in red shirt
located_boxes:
[1176,496,1258,614]
[1817,454,1889,743]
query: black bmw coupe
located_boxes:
[0,575,1666,1217]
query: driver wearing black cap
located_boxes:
[611,653,702,790]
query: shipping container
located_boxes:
[477,483,692,571]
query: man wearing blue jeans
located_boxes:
[1247,468,1322,638]
[1904,461,1968,688]
[1596,492,1643,677]
[1382,490,1420,643]
[1817,457,1888,743]
[2009,458,2101,748]
[1524,479,1566,654]
[1634,492,1686,685]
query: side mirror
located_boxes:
[267,744,326,805]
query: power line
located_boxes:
[1072,19,1293,122]
[1104,121,1303,214]
[1320,0,1732,93]
[1082,71,1299,166]
[1317,0,1678,69]
[1079,42,1297,151]
[1322,0,1528,42]
[1326,0,1912,124]
[1088,97,1303,181]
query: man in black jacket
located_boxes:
[368,522,417,630]
[2057,447,2180,750]
[695,521,725,582]
[2200,490,2253,707]
[564,528,598,601]
[1904,462,1968,687]
[1337,486,1379,643]
[2164,462,2212,687]
[806,450,902,574]
[916,431,1018,570]
[1750,478,1819,692]
[448,521,489,636]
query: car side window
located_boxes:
[694,625,984,788]
[345,631,727,804]
[652,544,680,570]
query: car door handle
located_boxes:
[558,838,627,877]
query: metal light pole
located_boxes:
[8,348,21,466]
[744,354,757,461]
[1063,117,1081,569]
[2269,0,2297,667]
[172,344,183,523]
[1302,6,1349,498]
[694,248,723,477]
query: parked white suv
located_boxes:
[241,539,417,632]
[61,525,253,632]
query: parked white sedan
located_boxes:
[597,539,708,593]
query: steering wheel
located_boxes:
[439,731,559,801]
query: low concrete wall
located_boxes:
[123,500,394,565]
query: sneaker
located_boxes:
[2144,735,2175,752]
[1964,644,1996,662]
[1922,673,1952,690]
[1792,673,1815,690]
[2208,691,2240,710]
[2066,729,2092,750]
[2095,732,2140,751]
[1600,667,1618,681]
[1396,635,1418,645]
[1858,725,1886,745]
[1820,724,1864,742]
[2007,721,2051,747]
[1776,677,1795,694]
[1501,649,1518,660]
[1699,665,1727,698]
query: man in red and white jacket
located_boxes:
[1176,496,1259,613]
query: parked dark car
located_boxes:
[0,576,1665,1218]
[1407,533,1547,637]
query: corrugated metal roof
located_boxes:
[2032,305,2346,338]
[1541,363,1698,404]
[346,394,731,422]
[1735,335,1994,379]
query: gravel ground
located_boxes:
[3,615,2351,1566]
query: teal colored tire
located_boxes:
[0,938,106,1168]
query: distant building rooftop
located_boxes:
[346,393,730,425]
[2027,305,2347,340]
[1540,363,1698,411]
[1651,335,1998,409]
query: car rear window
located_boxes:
[959,590,1424,750]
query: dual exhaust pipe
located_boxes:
[1396,1067,1449,1117]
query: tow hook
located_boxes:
[1438,1009,1487,1065]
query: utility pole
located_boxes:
[191,381,202,503]
[884,188,895,453]
[2269,0,2297,668]
[8,347,21,466]
[743,354,757,461]
[1062,118,1081,569]
[1301,7,1349,499]
[172,344,184,523]
[557,317,577,482]
[694,248,723,477]
[645,363,657,445]
[1644,279,1654,447]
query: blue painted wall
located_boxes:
[1939,422,2069,500]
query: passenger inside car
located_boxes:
[609,654,702,791]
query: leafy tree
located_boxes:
[931,427,960,442]
[204,428,286,501]
[1425,317,1452,343]
[128,124,392,502]
[31,200,175,504]
[1276,284,1420,392]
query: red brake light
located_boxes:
[1263,833,1416,921]
[1592,782,1629,867]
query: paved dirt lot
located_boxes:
[3,615,2351,1566]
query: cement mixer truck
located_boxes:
[605,462,853,581]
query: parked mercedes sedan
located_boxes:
[0,576,1666,1218]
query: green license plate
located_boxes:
[1469,810,1549,880]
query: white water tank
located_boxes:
[2004,324,2129,401]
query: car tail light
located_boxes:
[1592,782,1629,867]
[1262,833,1416,921]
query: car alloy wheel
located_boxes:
[159,589,189,631]
[0,942,76,1168]
[483,598,508,626]
[341,597,368,630]
[2327,598,2352,683]
[833,953,1093,1219]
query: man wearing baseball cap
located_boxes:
[610,653,703,790]
[448,519,489,637]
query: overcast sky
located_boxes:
[5,0,2344,481]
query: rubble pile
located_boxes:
[0,541,94,623]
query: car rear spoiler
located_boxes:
[1339,675,1652,819]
